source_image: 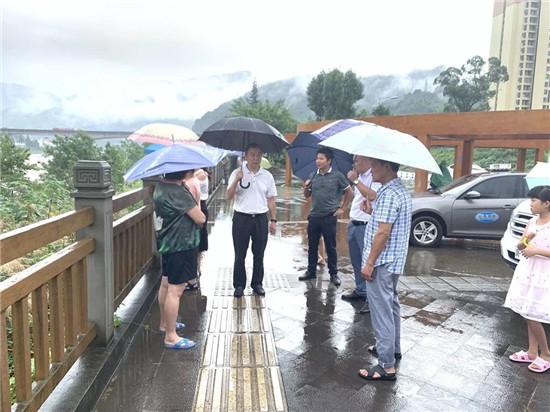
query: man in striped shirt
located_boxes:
[358,158,412,382]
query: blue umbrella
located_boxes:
[287,132,353,181]
[124,144,229,182]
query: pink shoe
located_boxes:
[509,350,536,363]
[527,357,550,373]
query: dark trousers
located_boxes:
[307,214,338,275]
[232,212,268,288]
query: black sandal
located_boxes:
[368,345,402,360]
[358,365,397,381]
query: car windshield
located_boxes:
[436,174,484,194]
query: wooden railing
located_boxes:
[0,209,97,412]
[112,186,154,308]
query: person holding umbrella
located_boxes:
[154,170,206,350]
[227,143,277,297]
[200,116,288,297]
[298,147,353,286]
[315,120,439,381]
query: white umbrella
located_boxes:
[318,121,441,174]
[525,161,550,189]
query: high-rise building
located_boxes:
[489,0,550,110]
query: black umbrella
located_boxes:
[199,116,288,153]
[200,116,288,188]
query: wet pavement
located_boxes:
[94,182,549,411]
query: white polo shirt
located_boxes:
[349,169,381,222]
[228,163,277,214]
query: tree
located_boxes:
[101,140,144,189]
[0,134,34,181]
[434,56,508,112]
[371,104,391,116]
[44,132,101,186]
[246,80,259,105]
[231,99,297,133]
[306,69,364,120]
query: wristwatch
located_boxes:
[352,179,359,185]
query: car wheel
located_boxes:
[410,216,443,247]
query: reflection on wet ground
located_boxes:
[95,182,548,412]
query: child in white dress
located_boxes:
[505,185,550,373]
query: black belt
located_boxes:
[235,211,266,218]
[351,220,368,226]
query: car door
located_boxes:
[450,175,527,238]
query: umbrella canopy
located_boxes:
[143,143,166,155]
[312,118,366,140]
[199,116,288,153]
[525,161,550,189]
[287,132,353,181]
[128,123,200,145]
[318,121,441,174]
[124,144,229,182]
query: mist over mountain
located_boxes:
[2,67,446,133]
[1,71,255,131]
[192,66,446,133]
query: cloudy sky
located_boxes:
[2,0,495,122]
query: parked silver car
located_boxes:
[410,172,529,247]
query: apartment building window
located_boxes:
[526,55,534,61]
[523,85,531,91]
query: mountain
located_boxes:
[192,67,446,133]
[2,67,446,134]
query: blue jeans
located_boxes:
[347,222,367,297]
[366,265,401,368]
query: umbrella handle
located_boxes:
[239,154,250,189]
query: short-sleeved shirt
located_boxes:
[349,169,381,222]
[309,167,350,217]
[154,181,200,254]
[228,163,277,214]
[362,178,412,274]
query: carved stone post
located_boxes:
[72,161,115,345]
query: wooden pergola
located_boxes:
[286,110,550,192]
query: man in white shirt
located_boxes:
[227,144,277,298]
[341,156,380,313]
